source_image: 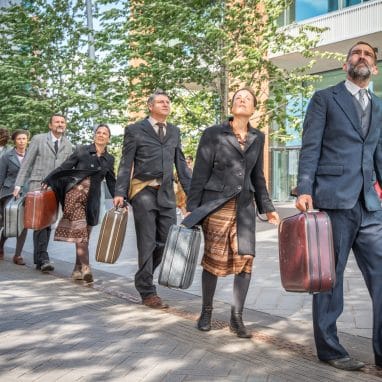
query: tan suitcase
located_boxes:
[95,207,128,264]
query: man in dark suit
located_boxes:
[114,90,191,309]
[13,114,73,272]
[296,41,382,371]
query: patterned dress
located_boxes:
[54,177,91,243]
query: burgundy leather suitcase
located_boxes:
[95,207,128,264]
[24,189,58,230]
[278,211,336,293]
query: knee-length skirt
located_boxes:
[201,198,253,276]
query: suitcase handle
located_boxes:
[305,209,320,213]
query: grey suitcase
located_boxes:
[158,225,203,289]
[4,196,25,238]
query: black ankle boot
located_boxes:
[197,306,213,331]
[230,307,252,338]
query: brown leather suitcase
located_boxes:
[24,189,58,230]
[95,207,128,264]
[278,211,336,293]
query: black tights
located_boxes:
[201,269,251,312]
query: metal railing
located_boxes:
[270,0,382,57]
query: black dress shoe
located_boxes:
[326,357,365,371]
[40,261,54,272]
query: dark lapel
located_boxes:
[8,149,21,168]
[163,122,175,144]
[243,124,258,152]
[367,93,382,141]
[222,121,244,156]
[333,81,363,138]
[140,118,162,143]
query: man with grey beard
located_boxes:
[295,42,382,371]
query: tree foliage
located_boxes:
[0,0,343,151]
[96,0,342,152]
[0,0,127,141]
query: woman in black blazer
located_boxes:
[185,87,279,338]
[44,124,116,282]
[0,130,30,264]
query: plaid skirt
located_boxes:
[54,177,91,243]
[201,198,253,276]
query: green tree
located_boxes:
[97,0,342,152]
[0,0,126,140]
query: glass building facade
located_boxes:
[278,0,372,25]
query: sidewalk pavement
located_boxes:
[1,202,380,381]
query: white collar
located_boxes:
[148,116,167,128]
[345,79,370,98]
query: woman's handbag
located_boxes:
[158,224,203,289]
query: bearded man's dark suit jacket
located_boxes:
[115,117,191,298]
[297,81,382,366]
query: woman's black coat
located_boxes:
[184,121,275,255]
[44,144,116,226]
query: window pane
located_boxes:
[345,0,362,6]
[295,0,339,21]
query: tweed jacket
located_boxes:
[184,120,275,255]
[0,148,25,199]
[297,81,382,211]
[44,144,116,226]
[115,117,191,208]
[15,132,73,192]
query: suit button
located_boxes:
[237,185,242,190]
[238,172,243,176]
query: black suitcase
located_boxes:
[4,196,25,238]
[158,225,203,289]
[95,207,128,264]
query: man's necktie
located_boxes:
[157,123,165,142]
[54,140,58,154]
[358,88,368,110]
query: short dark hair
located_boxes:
[346,41,378,63]
[49,113,66,124]
[11,129,30,142]
[231,86,257,108]
[147,89,170,106]
[0,127,10,146]
[94,123,111,137]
